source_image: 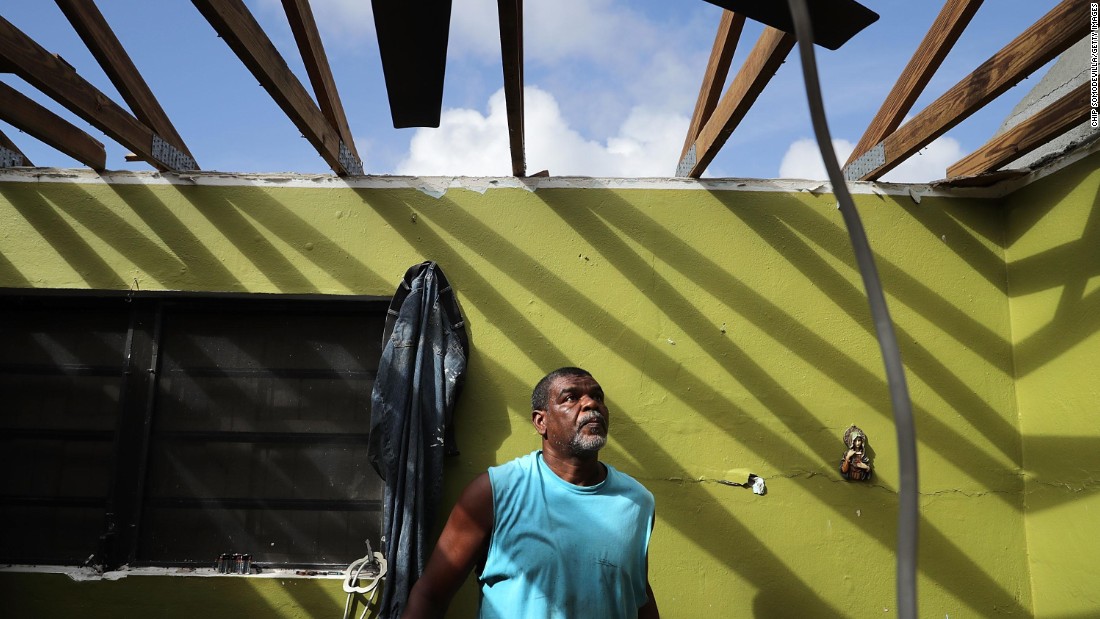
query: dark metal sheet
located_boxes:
[702,0,878,50]
[372,0,453,128]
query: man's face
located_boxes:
[535,374,610,455]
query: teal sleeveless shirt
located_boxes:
[479,451,654,618]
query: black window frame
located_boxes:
[1,289,387,571]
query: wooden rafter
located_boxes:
[193,0,359,176]
[0,127,34,167]
[280,0,360,167]
[55,0,196,168]
[681,10,746,160]
[677,27,795,178]
[844,0,983,168]
[497,0,525,177]
[947,82,1091,178]
[0,15,180,171]
[848,0,1088,181]
[0,81,106,170]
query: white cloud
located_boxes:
[256,0,668,61]
[778,136,965,183]
[396,86,687,177]
[255,0,376,44]
[778,138,855,181]
[882,137,964,183]
[447,0,664,63]
[448,0,504,59]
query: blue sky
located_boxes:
[0,1,1063,181]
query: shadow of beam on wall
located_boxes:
[25,182,242,291]
[97,182,242,290]
[0,249,31,287]
[893,196,1008,292]
[1009,183,1100,378]
[1018,434,1100,514]
[738,194,1012,372]
[172,185,321,293]
[710,192,1022,466]
[538,188,1023,493]
[358,189,1029,616]
[0,183,127,289]
[174,185,391,294]
[1002,154,1100,248]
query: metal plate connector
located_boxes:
[676,144,697,177]
[1,146,26,168]
[339,140,364,176]
[151,134,198,171]
[843,142,885,181]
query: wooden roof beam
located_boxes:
[192,0,361,176]
[0,81,106,170]
[56,0,197,169]
[947,82,1091,178]
[498,0,525,177]
[681,10,746,160]
[847,0,1088,181]
[280,0,361,168]
[0,16,183,171]
[677,26,794,178]
[844,0,984,169]
[0,127,34,167]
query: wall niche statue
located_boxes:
[840,425,873,481]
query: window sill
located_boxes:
[0,564,347,582]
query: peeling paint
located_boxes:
[7,163,1091,199]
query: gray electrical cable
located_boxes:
[785,2,919,618]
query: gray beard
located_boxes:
[569,431,607,454]
[568,413,608,453]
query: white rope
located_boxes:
[341,550,387,619]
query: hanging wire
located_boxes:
[784,2,920,617]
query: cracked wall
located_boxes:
[0,169,1047,617]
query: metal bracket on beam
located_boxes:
[0,145,26,168]
[151,133,197,171]
[339,140,364,176]
[676,144,697,177]
[843,142,884,181]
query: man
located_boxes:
[402,367,659,618]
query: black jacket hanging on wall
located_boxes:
[369,261,468,618]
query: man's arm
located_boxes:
[401,472,493,619]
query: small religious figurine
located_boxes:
[840,425,872,481]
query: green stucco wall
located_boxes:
[1005,154,1100,617]
[1,571,351,619]
[0,169,1042,617]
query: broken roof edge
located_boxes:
[2,137,1096,200]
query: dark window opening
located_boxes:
[0,292,386,570]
